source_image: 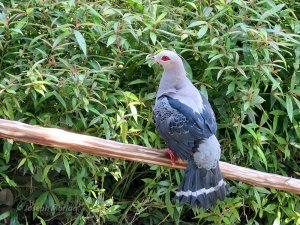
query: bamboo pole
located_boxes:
[0,119,299,195]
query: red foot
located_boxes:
[162,148,178,165]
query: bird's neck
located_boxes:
[156,64,188,99]
[162,61,185,74]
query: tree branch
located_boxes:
[0,119,299,194]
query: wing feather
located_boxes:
[153,95,217,160]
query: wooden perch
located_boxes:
[0,119,299,195]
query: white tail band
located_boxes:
[176,179,224,197]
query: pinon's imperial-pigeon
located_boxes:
[146,50,226,209]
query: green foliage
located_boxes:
[0,0,299,224]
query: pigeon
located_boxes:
[146,50,226,209]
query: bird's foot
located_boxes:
[162,148,178,165]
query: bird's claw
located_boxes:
[162,148,178,165]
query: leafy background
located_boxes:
[0,0,299,224]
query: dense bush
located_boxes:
[0,0,299,224]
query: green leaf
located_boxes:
[86,5,106,23]
[123,91,139,101]
[129,0,144,12]
[103,119,111,140]
[27,159,34,174]
[236,67,247,78]
[120,121,128,142]
[165,190,174,217]
[157,12,167,22]
[0,211,10,221]
[42,165,52,180]
[74,30,87,57]
[234,129,244,155]
[0,166,9,173]
[37,216,47,225]
[217,68,224,80]
[260,3,285,20]
[188,21,207,28]
[226,82,235,95]
[52,188,81,195]
[197,25,208,38]
[17,158,27,169]
[261,65,282,92]
[209,54,224,63]
[53,91,67,109]
[150,32,157,44]
[128,79,146,85]
[3,139,13,163]
[107,35,117,47]
[264,204,277,213]
[63,156,70,178]
[253,189,261,207]
[157,29,179,37]
[253,95,265,105]
[52,32,70,49]
[255,146,268,169]
[129,104,138,122]
[158,180,170,186]
[286,95,293,122]
[200,85,208,99]
[0,173,17,187]
[11,28,23,35]
[33,192,48,218]
[242,125,258,140]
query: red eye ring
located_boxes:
[161,56,170,61]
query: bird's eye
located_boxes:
[161,56,170,61]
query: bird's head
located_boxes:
[146,50,183,69]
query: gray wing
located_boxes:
[153,95,217,160]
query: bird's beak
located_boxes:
[146,54,155,61]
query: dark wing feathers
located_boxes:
[167,95,217,137]
[153,95,217,160]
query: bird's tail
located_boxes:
[175,160,226,209]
